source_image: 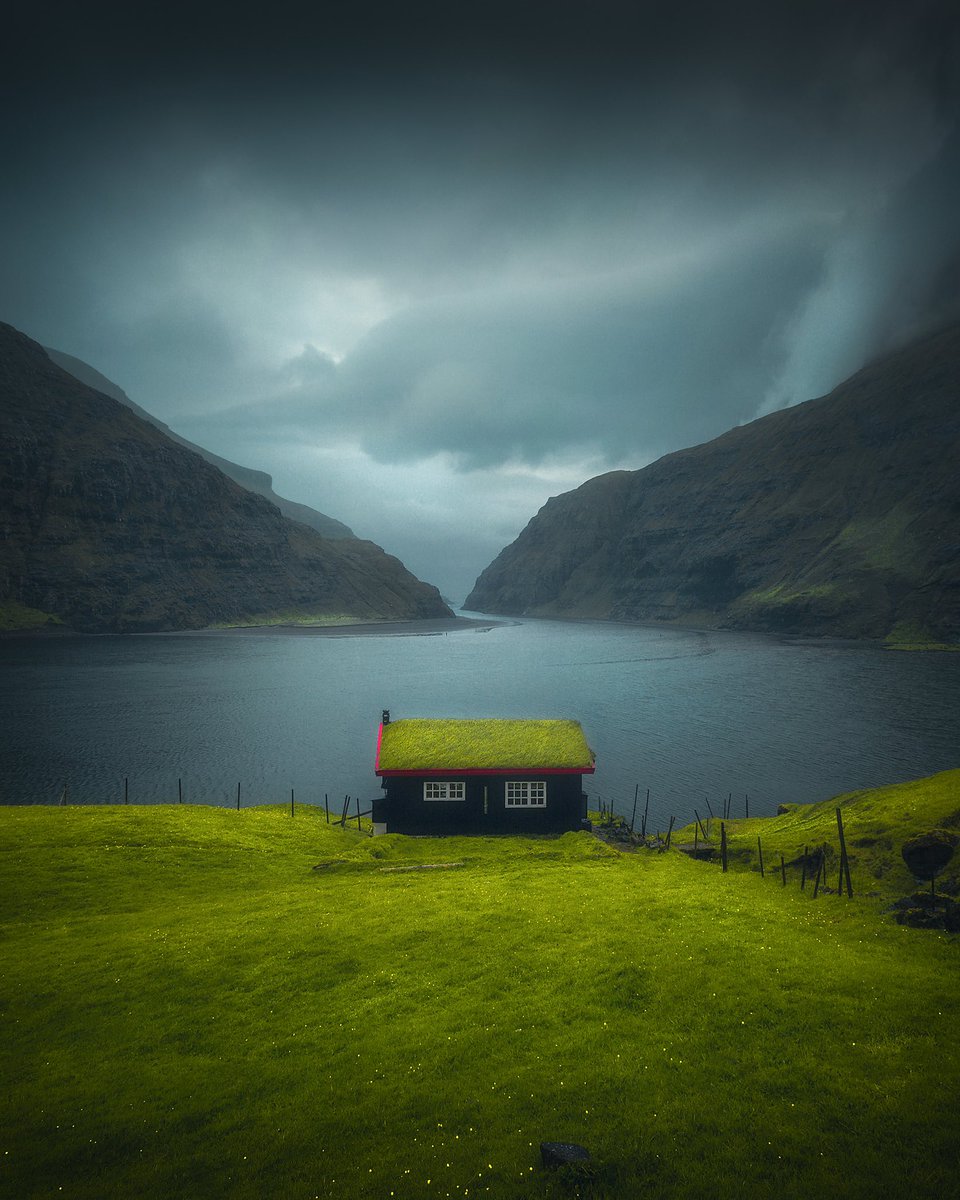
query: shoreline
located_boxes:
[194,615,507,638]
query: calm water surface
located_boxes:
[1,614,957,832]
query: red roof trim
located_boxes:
[376,765,595,777]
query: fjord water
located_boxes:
[1,615,957,833]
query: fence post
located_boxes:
[813,849,824,897]
[721,822,728,873]
[836,809,853,898]
[757,836,764,878]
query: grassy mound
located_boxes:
[2,781,958,1199]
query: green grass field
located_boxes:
[2,772,958,1199]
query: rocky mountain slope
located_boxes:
[466,323,960,643]
[0,322,451,633]
[44,348,355,540]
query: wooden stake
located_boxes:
[124,776,128,805]
[641,789,650,839]
[291,788,295,818]
[757,836,764,877]
[720,822,728,872]
[324,793,329,823]
[630,784,639,833]
[178,777,182,804]
[836,808,853,898]
[694,809,707,840]
[356,796,362,831]
[666,815,675,850]
[813,851,823,898]
[237,782,240,811]
[801,844,808,890]
[780,854,786,886]
[745,793,749,818]
[705,795,714,818]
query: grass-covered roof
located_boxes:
[376,718,595,773]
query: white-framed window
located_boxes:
[505,781,547,807]
[423,781,465,801]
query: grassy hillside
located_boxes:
[1,776,958,1199]
[673,768,960,898]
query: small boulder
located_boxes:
[540,1142,591,1169]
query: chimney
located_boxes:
[382,709,390,725]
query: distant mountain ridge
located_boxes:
[0,322,451,633]
[44,347,355,540]
[466,323,960,643]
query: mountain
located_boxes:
[0,322,452,633]
[43,348,355,540]
[466,323,960,643]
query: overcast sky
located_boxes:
[2,1,958,601]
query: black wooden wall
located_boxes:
[373,774,587,835]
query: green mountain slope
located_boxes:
[0,322,451,632]
[466,323,960,643]
[44,346,355,540]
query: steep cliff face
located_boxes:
[466,323,960,642]
[44,347,355,540]
[0,323,451,632]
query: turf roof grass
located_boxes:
[377,718,595,771]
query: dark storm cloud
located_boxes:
[286,223,830,468]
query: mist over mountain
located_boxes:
[466,322,960,643]
[43,348,355,541]
[0,323,450,633]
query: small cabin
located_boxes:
[373,713,596,835]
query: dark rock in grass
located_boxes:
[889,892,960,931]
[541,1142,591,1168]
[901,830,958,881]
[677,843,717,861]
